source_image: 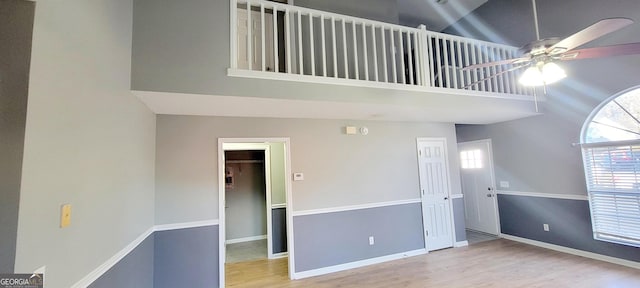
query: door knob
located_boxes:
[444,197,449,200]
[488,187,493,191]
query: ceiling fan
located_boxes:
[462,0,640,87]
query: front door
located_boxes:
[417,138,454,251]
[458,139,499,235]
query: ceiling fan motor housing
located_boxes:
[519,38,561,57]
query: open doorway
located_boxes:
[458,139,500,245]
[218,139,293,287]
[224,149,269,263]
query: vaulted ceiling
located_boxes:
[398,0,488,31]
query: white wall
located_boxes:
[14,1,156,287]
[155,115,462,224]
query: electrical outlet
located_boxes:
[369,236,375,245]
[543,224,550,231]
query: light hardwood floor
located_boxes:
[226,239,640,287]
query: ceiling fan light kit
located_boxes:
[519,62,567,86]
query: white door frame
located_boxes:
[458,139,500,236]
[218,138,294,287]
[417,137,456,251]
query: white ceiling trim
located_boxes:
[132,90,541,124]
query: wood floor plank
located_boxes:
[225,239,640,287]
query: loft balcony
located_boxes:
[131,0,541,124]
[229,0,537,98]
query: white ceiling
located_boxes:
[398,0,488,31]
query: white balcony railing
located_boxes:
[229,0,533,97]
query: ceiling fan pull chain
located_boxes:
[532,0,541,41]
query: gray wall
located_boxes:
[0,0,34,273]
[272,208,287,254]
[155,115,462,222]
[452,198,466,242]
[154,226,219,288]
[452,0,640,262]
[155,115,463,275]
[294,0,399,25]
[498,195,640,262]
[88,235,154,288]
[225,161,267,240]
[14,0,157,287]
[454,0,640,196]
[293,203,424,272]
[456,113,587,196]
[445,0,640,48]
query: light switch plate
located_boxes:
[60,204,72,228]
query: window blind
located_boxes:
[583,144,640,247]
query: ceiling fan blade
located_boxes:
[558,42,640,60]
[547,18,634,54]
[461,57,529,71]
[463,65,527,89]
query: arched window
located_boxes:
[581,87,640,247]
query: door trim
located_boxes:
[416,137,456,251]
[457,138,501,236]
[218,138,294,287]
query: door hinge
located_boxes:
[425,230,429,236]
[418,150,422,156]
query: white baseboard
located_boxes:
[225,235,267,244]
[501,234,640,269]
[292,249,427,280]
[454,241,469,247]
[270,252,288,259]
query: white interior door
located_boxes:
[458,139,499,235]
[237,8,274,71]
[417,138,454,251]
